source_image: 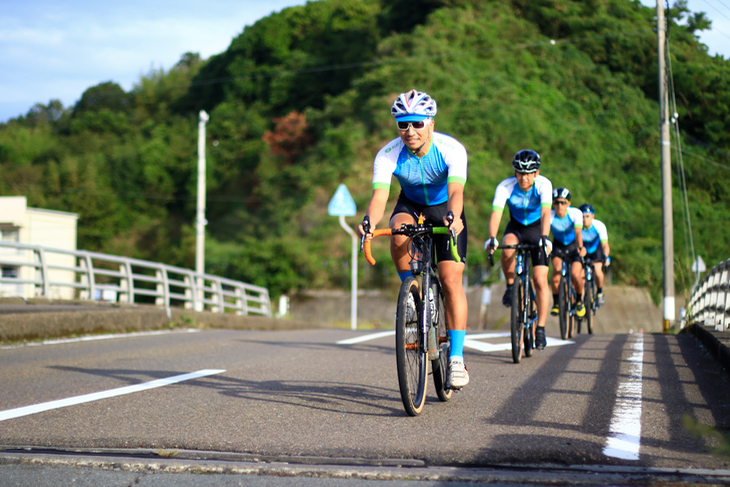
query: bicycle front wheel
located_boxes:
[510,276,524,364]
[558,275,569,340]
[586,279,595,335]
[430,280,452,402]
[395,276,428,416]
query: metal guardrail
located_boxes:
[0,242,271,317]
[686,258,729,331]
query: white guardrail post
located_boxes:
[0,242,271,317]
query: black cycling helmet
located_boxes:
[553,187,571,201]
[512,149,541,173]
[579,203,595,214]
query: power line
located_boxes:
[675,147,730,170]
[699,0,730,22]
[185,30,654,89]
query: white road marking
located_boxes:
[337,331,395,344]
[0,329,201,350]
[0,369,226,422]
[604,333,644,460]
[337,331,573,351]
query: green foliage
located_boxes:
[1,0,729,302]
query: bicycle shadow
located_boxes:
[46,365,407,417]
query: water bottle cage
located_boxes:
[516,255,524,275]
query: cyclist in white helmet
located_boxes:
[485,149,553,350]
[358,89,470,389]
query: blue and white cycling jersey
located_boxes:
[492,175,552,226]
[582,219,608,254]
[372,132,467,206]
[550,207,583,245]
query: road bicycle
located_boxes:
[362,214,459,416]
[552,248,580,340]
[490,243,537,364]
[576,257,598,335]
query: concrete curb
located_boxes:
[0,304,326,343]
[683,322,730,373]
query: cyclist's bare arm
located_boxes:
[575,226,586,257]
[359,188,389,239]
[601,241,610,259]
[445,182,465,235]
[540,206,551,237]
[486,209,503,254]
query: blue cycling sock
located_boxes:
[397,270,411,282]
[448,329,466,360]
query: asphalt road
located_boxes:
[1,327,729,485]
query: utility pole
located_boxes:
[196,110,209,311]
[657,1,675,332]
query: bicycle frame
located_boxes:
[492,243,538,363]
[515,250,538,340]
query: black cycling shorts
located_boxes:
[552,241,580,265]
[586,245,606,264]
[391,192,467,264]
[503,219,549,266]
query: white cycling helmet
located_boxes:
[391,90,437,121]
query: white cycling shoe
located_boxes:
[448,358,469,389]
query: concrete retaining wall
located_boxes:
[0,300,321,344]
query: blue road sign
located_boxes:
[328,184,357,217]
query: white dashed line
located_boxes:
[0,369,226,422]
[604,333,644,460]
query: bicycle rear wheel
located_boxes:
[430,281,452,402]
[558,275,569,340]
[586,279,595,335]
[395,276,428,416]
[510,276,524,364]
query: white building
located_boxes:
[0,196,79,299]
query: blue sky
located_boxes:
[1,0,728,123]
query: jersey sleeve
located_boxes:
[492,178,513,211]
[372,138,401,191]
[568,207,583,228]
[440,135,468,186]
[538,176,553,208]
[595,220,609,241]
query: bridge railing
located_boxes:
[0,242,271,317]
[686,258,729,331]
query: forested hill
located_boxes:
[1,0,729,301]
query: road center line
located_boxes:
[603,333,644,460]
[0,369,226,422]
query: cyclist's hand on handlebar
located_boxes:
[484,237,499,255]
[578,246,587,257]
[539,235,553,257]
[604,255,611,267]
[358,216,372,252]
[443,210,464,236]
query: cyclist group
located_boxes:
[358,90,610,392]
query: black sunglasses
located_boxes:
[396,120,430,131]
[554,200,569,205]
